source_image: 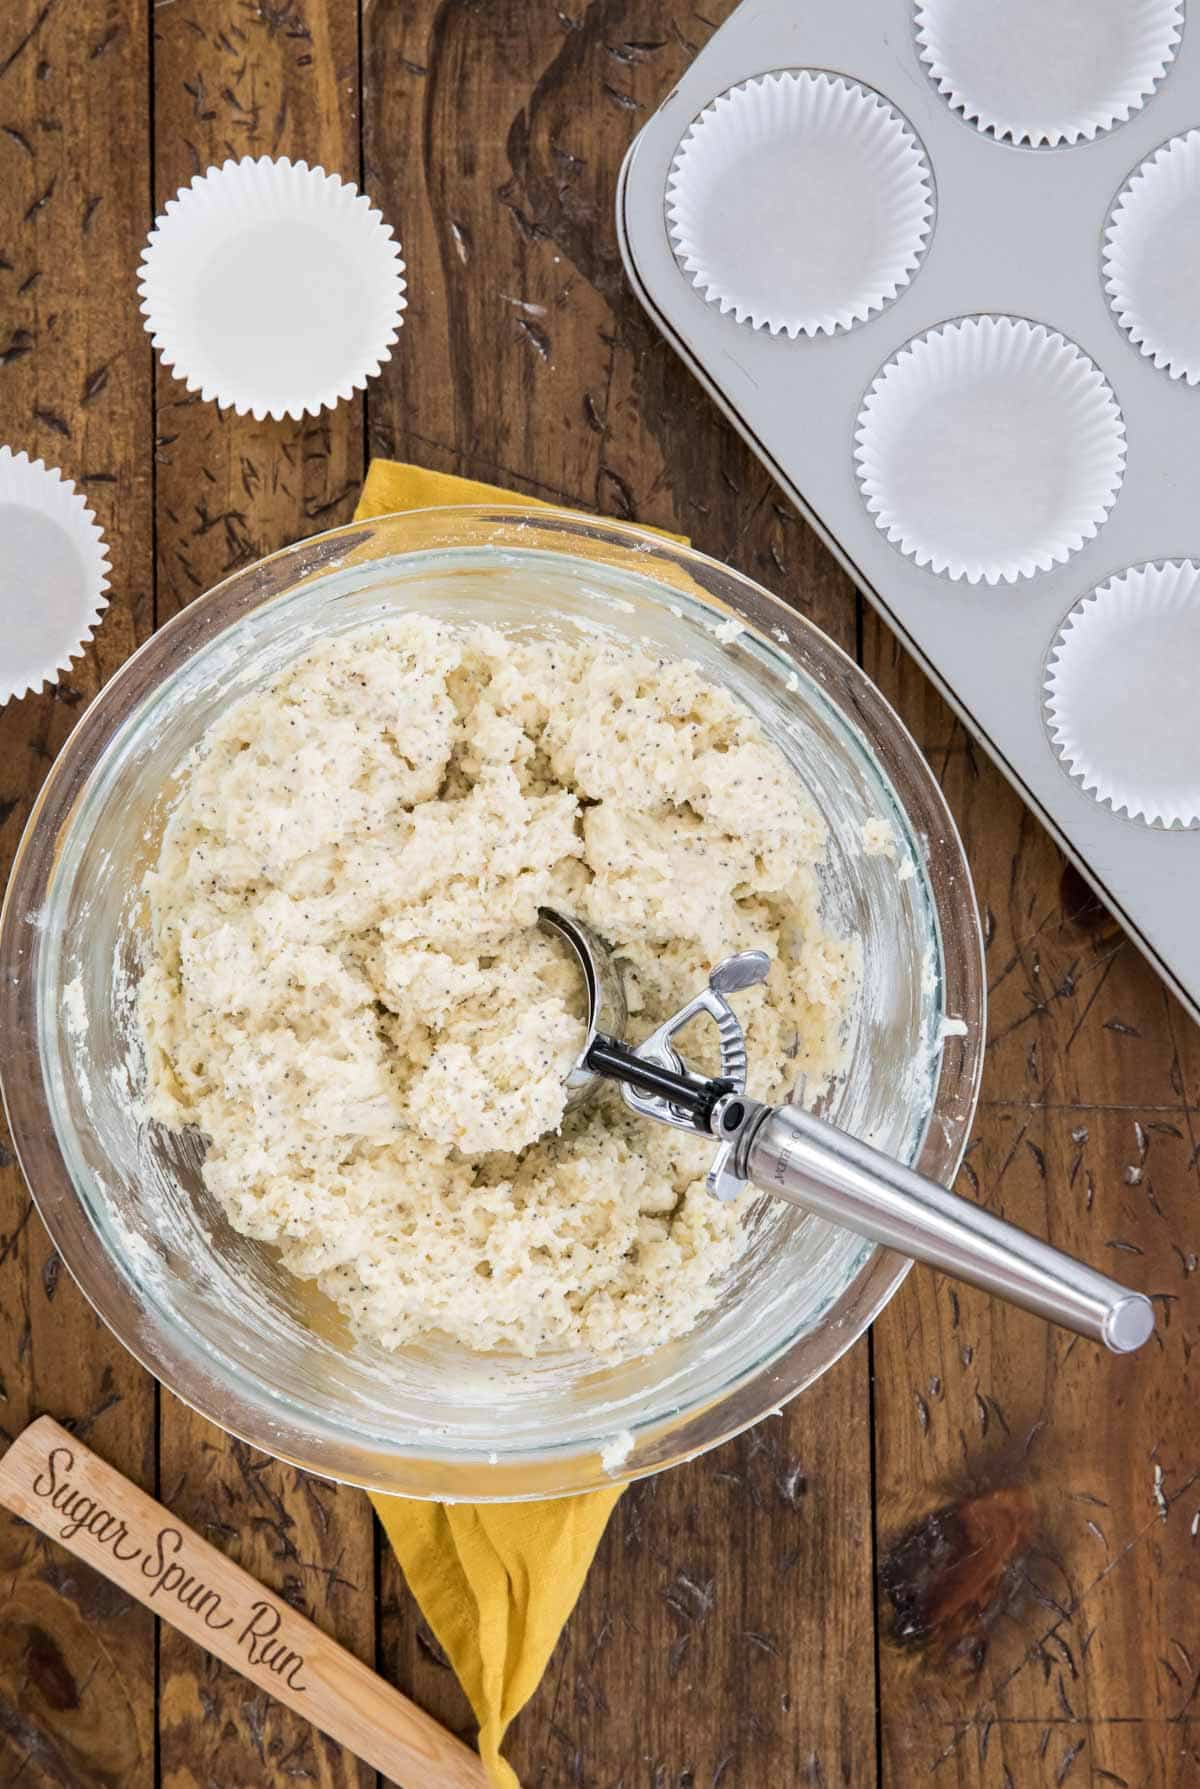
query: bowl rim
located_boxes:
[0,504,986,1497]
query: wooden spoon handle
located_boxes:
[0,1416,488,1789]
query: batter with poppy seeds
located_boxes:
[138,615,858,1357]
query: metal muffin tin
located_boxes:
[617,0,1200,1024]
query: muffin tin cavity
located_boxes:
[854,317,1127,586]
[667,70,934,338]
[1105,128,1200,384]
[915,0,1185,147]
[1045,561,1200,829]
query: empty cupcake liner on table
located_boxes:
[617,0,1200,1021]
[139,156,407,422]
[667,70,934,338]
[0,447,110,706]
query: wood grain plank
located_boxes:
[875,1103,1198,1789]
[149,7,376,1788]
[509,1350,877,1789]
[363,3,874,1783]
[0,0,157,1783]
[895,1720,1200,1789]
[867,629,1200,1789]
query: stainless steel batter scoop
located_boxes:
[540,908,1154,1354]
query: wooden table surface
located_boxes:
[1,3,1197,1785]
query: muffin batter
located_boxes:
[138,616,857,1357]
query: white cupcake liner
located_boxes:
[666,69,934,339]
[854,315,1126,586]
[1044,560,1200,830]
[915,0,1184,148]
[1104,129,1200,384]
[139,156,407,422]
[0,447,110,705]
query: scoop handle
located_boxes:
[745,1104,1154,1353]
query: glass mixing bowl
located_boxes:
[0,507,984,1499]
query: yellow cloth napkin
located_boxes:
[356,458,672,1789]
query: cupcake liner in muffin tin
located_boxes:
[1045,561,1200,831]
[1104,128,1200,383]
[667,70,934,338]
[618,0,1200,1022]
[854,316,1126,585]
[915,0,1184,149]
